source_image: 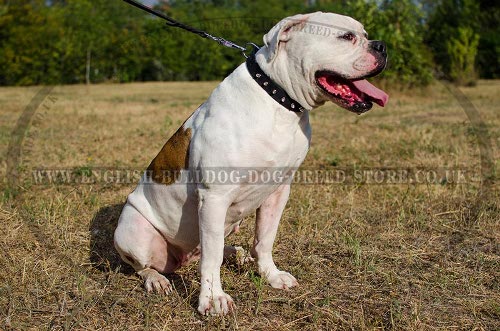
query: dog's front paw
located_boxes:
[197,291,235,316]
[266,271,298,289]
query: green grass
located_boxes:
[0,80,498,330]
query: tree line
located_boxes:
[0,0,498,87]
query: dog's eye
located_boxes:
[340,32,356,42]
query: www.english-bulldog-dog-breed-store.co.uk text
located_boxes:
[114,11,389,316]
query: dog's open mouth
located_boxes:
[316,71,388,114]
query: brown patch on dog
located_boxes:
[147,125,192,185]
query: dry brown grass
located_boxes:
[0,80,498,330]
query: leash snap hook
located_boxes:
[242,43,261,59]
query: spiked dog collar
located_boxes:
[246,54,306,113]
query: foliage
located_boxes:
[0,0,63,85]
[426,0,481,84]
[0,0,496,86]
[476,1,500,79]
[446,27,480,85]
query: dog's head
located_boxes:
[261,12,388,113]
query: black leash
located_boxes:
[122,0,258,57]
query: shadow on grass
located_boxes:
[89,203,134,275]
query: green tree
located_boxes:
[427,0,480,85]
[476,0,500,79]
[446,27,479,85]
[0,0,64,85]
[5,0,487,86]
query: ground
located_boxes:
[0,80,498,330]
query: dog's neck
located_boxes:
[255,50,324,111]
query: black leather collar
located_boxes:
[246,54,306,113]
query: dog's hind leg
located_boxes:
[114,203,178,294]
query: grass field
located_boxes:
[0,80,498,330]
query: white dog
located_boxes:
[114,11,388,315]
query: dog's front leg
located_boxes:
[197,190,234,316]
[252,184,298,289]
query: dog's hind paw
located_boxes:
[137,268,173,295]
[224,246,255,266]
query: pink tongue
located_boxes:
[352,80,388,107]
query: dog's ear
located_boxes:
[263,13,315,61]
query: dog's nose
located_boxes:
[370,41,386,54]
